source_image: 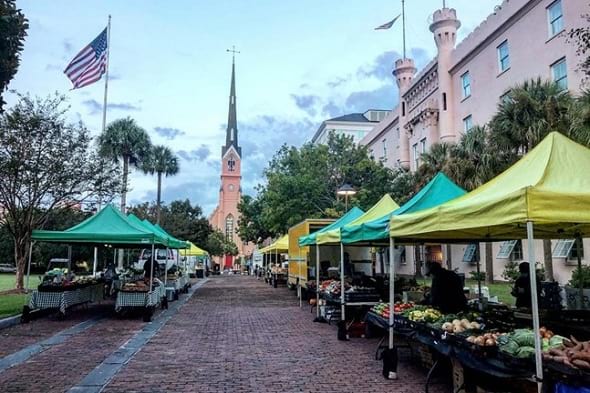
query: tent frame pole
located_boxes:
[67,245,72,273]
[164,247,169,285]
[526,221,543,393]
[316,244,320,319]
[576,235,583,309]
[26,241,34,293]
[149,242,155,292]
[93,246,98,276]
[389,237,395,349]
[340,242,345,323]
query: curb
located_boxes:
[0,314,21,330]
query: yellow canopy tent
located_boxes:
[180,242,209,257]
[390,132,590,389]
[259,234,289,253]
[316,194,399,244]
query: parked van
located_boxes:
[135,248,179,271]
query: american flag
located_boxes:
[64,27,108,89]
[375,14,401,30]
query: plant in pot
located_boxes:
[565,265,590,310]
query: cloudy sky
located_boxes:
[7,0,500,215]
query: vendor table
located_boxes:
[115,284,166,321]
[29,283,103,315]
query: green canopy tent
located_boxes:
[389,132,590,389]
[296,207,365,319]
[31,204,169,291]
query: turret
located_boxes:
[430,7,461,142]
[393,58,416,168]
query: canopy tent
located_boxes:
[32,204,167,246]
[180,242,209,257]
[390,132,590,390]
[341,172,466,244]
[315,194,399,245]
[140,219,187,249]
[259,234,289,254]
[298,207,365,246]
[124,214,184,249]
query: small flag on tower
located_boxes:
[64,27,108,89]
[375,14,401,30]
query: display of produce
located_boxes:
[122,280,150,292]
[407,307,442,323]
[393,302,415,314]
[38,271,102,291]
[543,336,590,370]
[498,328,565,359]
[441,319,482,334]
[466,332,505,347]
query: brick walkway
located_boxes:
[0,276,451,392]
[104,276,450,393]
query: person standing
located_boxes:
[424,261,467,314]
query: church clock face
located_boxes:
[228,184,235,192]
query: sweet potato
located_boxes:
[583,342,590,352]
[552,356,568,363]
[563,358,577,368]
[571,335,580,345]
[563,339,574,348]
[572,352,590,362]
[549,348,565,357]
[572,359,590,369]
[573,343,584,352]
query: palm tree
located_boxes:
[142,145,179,224]
[416,142,452,186]
[98,117,152,213]
[489,78,575,281]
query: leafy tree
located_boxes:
[237,195,271,245]
[0,0,28,111]
[98,117,151,213]
[206,229,237,257]
[141,145,179,224]
[0,94,119,289]
[567,8,590,80]
[128,199,212,249]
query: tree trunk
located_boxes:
[14,233,30,290]
[121,155,129,213]
[446,244,453,270]
[485,242,494,284]
[414,246,423,278]
[156,171,162,224]
[543,239,554,281]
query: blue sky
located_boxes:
[7,0,499,214]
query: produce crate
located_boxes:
[416,342,435,369]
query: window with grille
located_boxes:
[553,239,578,259]
[547,0,563,38]
[462,244,478,263]
[497,240,518,259]
[497,41,510,73]
[551,58,567,91]
[461,71,471,98]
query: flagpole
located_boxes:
[99,15,111,211]
[402,0,406,59]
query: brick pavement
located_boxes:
[104,276,451,393]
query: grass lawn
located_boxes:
[416,277,515,306]
[0,273,38,318]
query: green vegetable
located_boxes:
[500,339,520,355]
[549,335,565,348]
[515,347,536,359]
[513,332,536,348]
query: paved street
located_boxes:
[0,276,450,392]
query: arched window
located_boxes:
[225,215,234,241]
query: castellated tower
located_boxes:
[393,58,416,168]
[430,7,461,142]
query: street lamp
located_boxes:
[336,183,357,212]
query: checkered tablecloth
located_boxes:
[115,284,165,312]
[29,283,103,315]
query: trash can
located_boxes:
[166,288,175,302]
[196,269,204,279]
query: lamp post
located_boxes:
[336,183,356,212]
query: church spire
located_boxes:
[223,47,241,158]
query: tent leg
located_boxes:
[149,243,155,292]
[67,245,72,273]
[316,245,320,319]
[340,242,345,323]
[526,221,543,393]
[576,235,583,309]
[164,247,169,285]
[93,247,98,276]
[26,242,33,293]
[389,237,395,349]
[476,244,483,305]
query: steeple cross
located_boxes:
[226,46,240,62]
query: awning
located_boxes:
[316,194,399,245]
[298,207,364,246]
[180,242,209,257]
[342,172,466,244]
[259,234,289,253]
[32,204,168,246]
[390,132,590,241]
[126,214,187,249]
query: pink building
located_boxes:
[209,57,254,269]
[360,0,588,283]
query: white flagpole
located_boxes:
[98,15,111,212]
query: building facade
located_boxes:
[311,110,390,145]
[209,57,254,269]
[360,0,588,283]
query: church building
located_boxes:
[209,54,253,270]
